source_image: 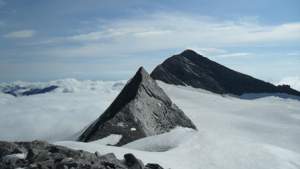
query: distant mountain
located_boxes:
[1,85,58,97]
[151,49,300,97]
[78,67,196,146]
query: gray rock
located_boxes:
[0,141,23,158]
[0,140,163,169]
[78,67,196,146]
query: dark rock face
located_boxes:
[78,67,196,146]
[151,49,300,97]
[0,140,163,169]
[2,85,58,97]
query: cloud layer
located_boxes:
[0,79,123,141]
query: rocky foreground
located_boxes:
[0,140,163,169]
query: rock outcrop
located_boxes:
[151,49,300,97]
[0,140,164,169]
[78,67,196,146]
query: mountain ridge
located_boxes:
[151,49,300,97]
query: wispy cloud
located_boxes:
[35,12,300,58]
[287,51,300,56]
[4,30,36,39]
[216,52,253,59]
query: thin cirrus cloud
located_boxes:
[38,12,300,58]
[216,52,253,59]
[4,30,36,39]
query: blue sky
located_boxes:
[0,0,299,83]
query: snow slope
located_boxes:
[1,79,300,169]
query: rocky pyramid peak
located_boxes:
[78,67,196,146]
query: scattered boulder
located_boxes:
[124,153,144,169]
[78,67,196,146]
